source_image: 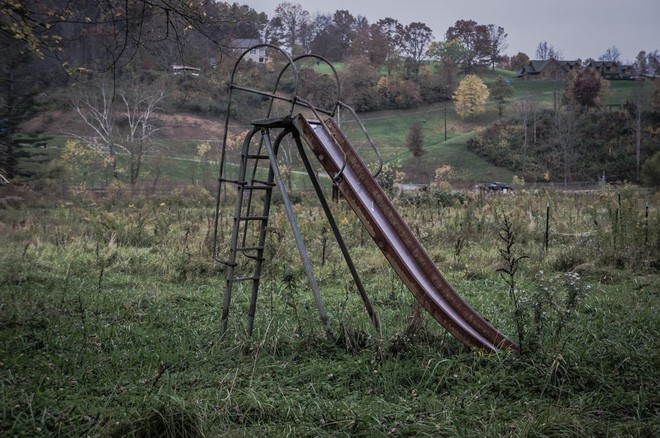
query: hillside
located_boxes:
[16,74,650,188]
[21,110,226,143]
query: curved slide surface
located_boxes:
[294,115,518,352]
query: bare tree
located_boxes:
[535,41,562,60]
[599,46,621,62]
[488,25,508,70]
[120,88,164,184]
[72,85,119,178]
[72,80,164,185]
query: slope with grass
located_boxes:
[0,187,657,436]
[17,73,642,189]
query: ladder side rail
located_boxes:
[220,126,261,336]
[215,44,297,263]
[245,127,290,335]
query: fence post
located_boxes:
[645,201,649,246]
[544,202,550,251]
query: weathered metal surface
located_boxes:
[294,114,519,352]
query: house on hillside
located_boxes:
[229,39,267,64]
[585,61,637,80]
[618,64,637,80]
[516,58,581,80]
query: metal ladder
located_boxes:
[213,45,383,341]
[219,119,283,337]
[216,116,372,342]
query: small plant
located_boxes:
[496,214,528,349]
[280,267,303,335]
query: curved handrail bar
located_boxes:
[271,53,342,118]
[220,45,297,179]
[214,45,297,264]
[269,54,346,183]
[337,101,383,179]
[270,53,381,181]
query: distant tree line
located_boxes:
[467,78,660,185]
[2,1,659,187]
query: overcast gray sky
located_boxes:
[246,0,659,62]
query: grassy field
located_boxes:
[1,183,658,436]
[338,102,509,183]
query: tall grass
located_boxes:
[0,185,657,436]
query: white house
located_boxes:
[229,39,266,63]
[171,65,201,76]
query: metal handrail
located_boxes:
[273,53,342,117]
[337,101,383,179]
[270,54,347,182]
[214,44,297,263]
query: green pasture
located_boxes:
[1,185,657,436]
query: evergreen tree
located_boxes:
[406,122,425,157]
[489,77,514,119]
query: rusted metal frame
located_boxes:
[322,118,518,352]
[264,126,335,342]
[291,127,381,335]
[297,115,518,351]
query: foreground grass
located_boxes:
[1,187,658,436]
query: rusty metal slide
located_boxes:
[294,114,519,352]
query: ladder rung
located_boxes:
[237,245,264,251]
[219,178,247,186]
[218,179,273,189]
[247,154,269,159]
[244,184,273,190]
[251,179,275,187]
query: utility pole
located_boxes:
[444,102,447,141]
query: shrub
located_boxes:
[641,150,660,188]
